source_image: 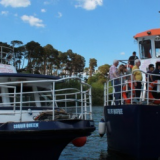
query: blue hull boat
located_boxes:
[104,105,160,159]
[103,28,160,159]
[0,120,95,160]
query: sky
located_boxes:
[0,0,160,69]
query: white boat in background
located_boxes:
[0,46,95,160]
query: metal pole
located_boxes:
[89,87,92,120]
[52,82,55,120]
[81,83,83,119]
[19,82,23,122]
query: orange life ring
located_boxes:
[128,64,133,69]
[122,82,135,104]
[149,80,160,104]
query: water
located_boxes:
[59,106,108,160]
[59,106,160,160]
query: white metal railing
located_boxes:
[104,69,160,106]
[0,77,92,121]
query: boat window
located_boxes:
[37,87,52,107]
[155,41,160,58]
[139,40,152,59]
[9,86,36,107]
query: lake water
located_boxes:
[59,106,159,160]
[59,106,108,160]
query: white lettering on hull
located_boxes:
[13,123,39,129]
[107,109,123,115]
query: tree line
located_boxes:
[0,40,111,106]
[0,40,99,77]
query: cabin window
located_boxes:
[9,86,36,107]
[139,40,152,59]
[155,41,160,58]
[37,87,52,107]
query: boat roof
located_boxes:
[134,28,160,39]
[0,73,61,80]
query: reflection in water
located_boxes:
[60,106,107,160]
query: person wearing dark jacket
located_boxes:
[152,62,160,81]
[146,64,154,92]
[128,51,139,66]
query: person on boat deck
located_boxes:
[118,64,125,101]
[109,60,121,105]
[123,65,131,80]
[132,59,142,102]
[146,64,154,90]
[151,62,160,82]
[128,51,139,66]
[118,64,125,77]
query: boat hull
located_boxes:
[104,105,160,159]
[0,120,95,160]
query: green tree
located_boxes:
[42,44,59,75]
[98,64,110,77]
[25,41,43,73]
[89,58,97,77]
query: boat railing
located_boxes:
[0,46,14,65]
[104,69,160,106]
[0,77,92,121]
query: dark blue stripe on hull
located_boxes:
[0,120,95,160]
[104,105,160,159]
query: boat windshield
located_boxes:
[139,40,152,59]
[155,40,160,58]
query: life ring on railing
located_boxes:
[128,64,133,69]
[149,80,160,104]
[122,82,135,104]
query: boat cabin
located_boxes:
[134,28,160,72]
[0,46,93,123]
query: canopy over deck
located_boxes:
[134,28,160,39]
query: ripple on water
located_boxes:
[60,106,108,160]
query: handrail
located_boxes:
[0,77,92,122]
[104,69,160,106]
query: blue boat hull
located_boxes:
[0,120,95,160]
[104,105,160,159]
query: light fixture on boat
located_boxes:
[155,35,160,40]
[147,31,151,35]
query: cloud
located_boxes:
[120,52,125,55]
[44,0,58,5]
[57,12,62,18]
[41,9,46,13]
[0,0,30,8]
[75,0,103,10]
[44,1,50,5]
[21,15,45,28]
[14,13,18,17]
[1,11,8,15]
